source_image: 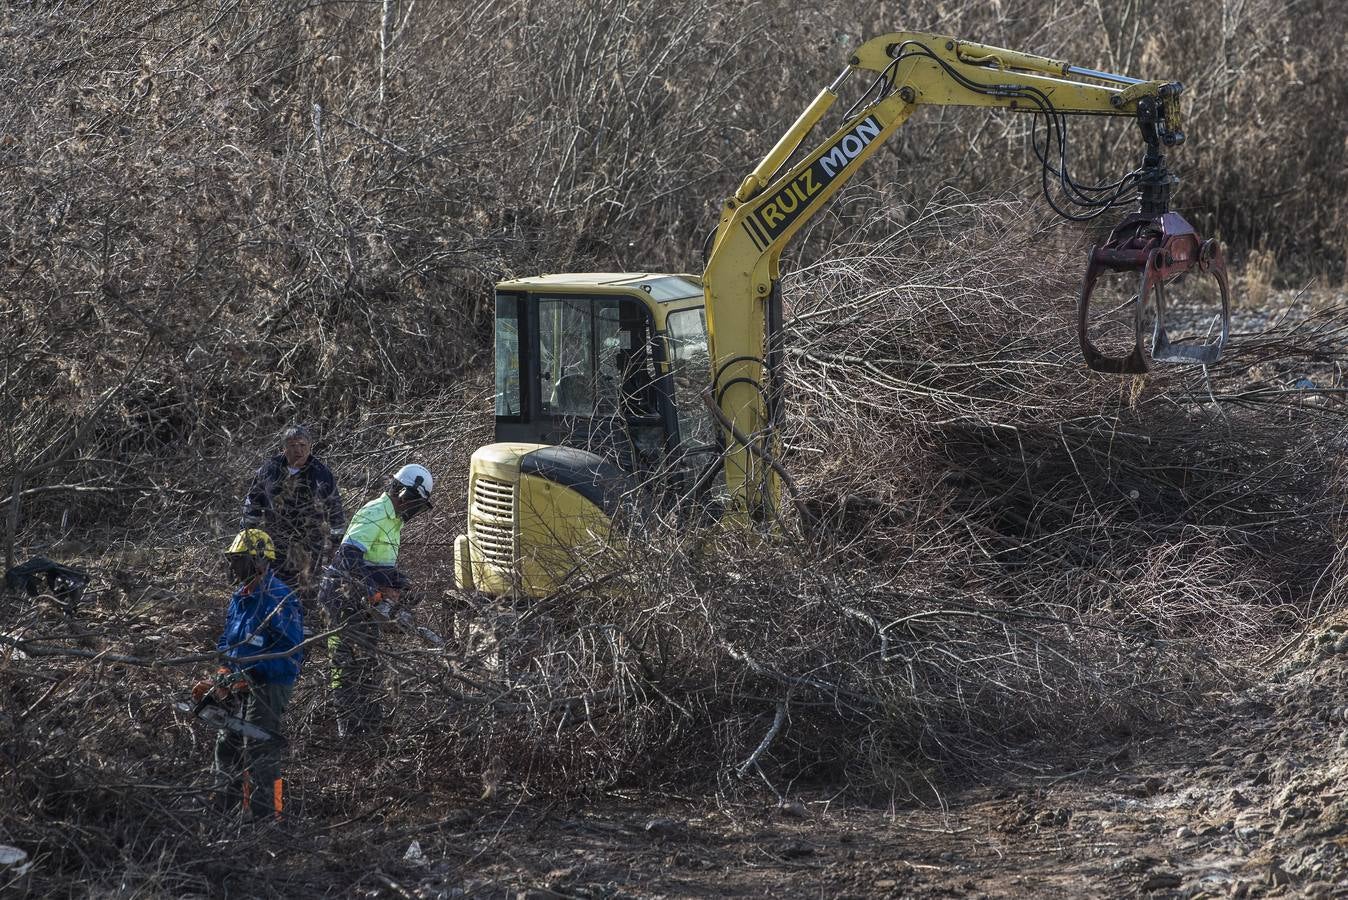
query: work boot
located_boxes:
[227,774,282,827]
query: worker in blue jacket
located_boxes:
[193,529,303,821]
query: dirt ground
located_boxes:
[11,578,1348,899]
[221,619,1348,900]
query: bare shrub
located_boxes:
[2,1,1347,894]
[1241,248,1278,309]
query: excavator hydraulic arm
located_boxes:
[701,31,1230,524]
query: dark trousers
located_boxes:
[327,604,382,733]
[213,682,293,820]
[276,542,324,619]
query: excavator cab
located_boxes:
[457,274,720,595]
[491,274,715,464]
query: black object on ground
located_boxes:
[3,556,90,610]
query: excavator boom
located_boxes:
[701,31,1229,523]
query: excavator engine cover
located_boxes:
[1077,211,1231,374]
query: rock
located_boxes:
[1034,808,1071,827]
[1275,783,1303,807]
[777,840,814,859]
[1139,871,1182,892]
[1317,798,1348,825]
[1269,861,1293,887]
[777,799,809,819]
[1283,843,1337,878]
[403,840,427,865]
[1112,856,1160,875]
[644,817,684,839]
[1176,826,1194,840]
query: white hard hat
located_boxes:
[392,463,434,499]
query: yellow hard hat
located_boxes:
[226,529,276,560]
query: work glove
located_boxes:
[197,666,248,701]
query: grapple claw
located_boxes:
[1078,211,1231,374]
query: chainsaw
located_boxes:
[370,590,445,648]
[175,694,285,744]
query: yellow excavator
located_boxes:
[453,32,1231,598]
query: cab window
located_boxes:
[494,293,523,418]
[537,297,595,416]
[666,307,715,449]
[536,296,653,419]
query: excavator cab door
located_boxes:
[493,291,673,473]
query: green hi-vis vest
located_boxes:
[342,494,403,566]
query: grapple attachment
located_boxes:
[1077,211,1230,374]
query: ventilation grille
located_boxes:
[469,476,515,567]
